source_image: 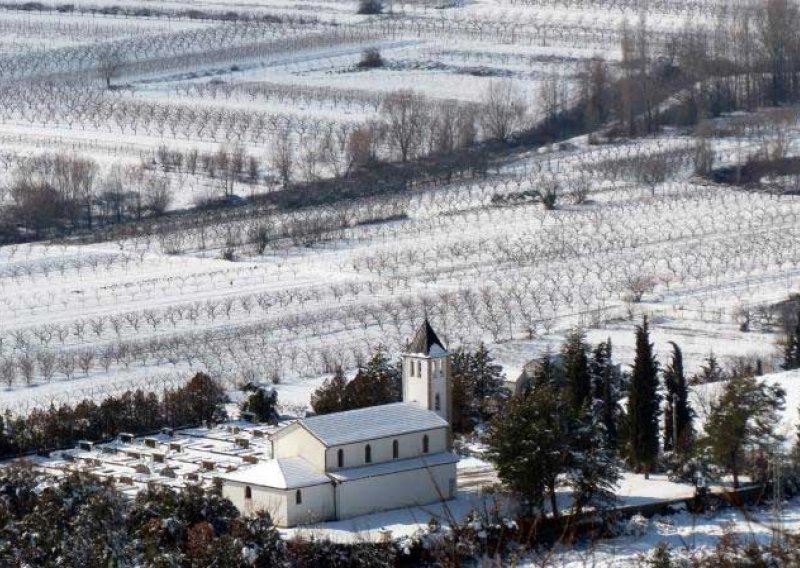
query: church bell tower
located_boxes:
[402,319,451,424]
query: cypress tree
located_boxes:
[626,316,660,478]
[782,307,800,370]
[562,329,591,414]
[590,339,620,451]
[663,342,693,455]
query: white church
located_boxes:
[220,320,458,527]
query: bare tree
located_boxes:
[270,131,294,186]
[381,90,428,163]
[479,80,527,142]
[98,49,123,89]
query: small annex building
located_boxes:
[220,320,458,527]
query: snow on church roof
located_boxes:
[221,457,330,489]
[329,452,458,482]
[407,319,446,356]
[299,403,448,447]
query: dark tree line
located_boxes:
[0,464,396,567]
[488,331,621,519]
[0,372,227,458]
[310,349,401,415]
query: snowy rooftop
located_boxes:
[329,452,458,482]
[299,402,448,447]
[30,421,284,493]
[220,457,330,489]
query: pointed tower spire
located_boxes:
[402,319,451,425]
[408,318,446,356]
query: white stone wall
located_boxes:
[402,354,450,423]
[335,461,457,520]
[223,481,336,527]
[286,483,336,526]
[324,427,449,471]
[272,424,326,471]
[223,482,289,526]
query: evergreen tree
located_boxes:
[450,350,473,433]
[562,329,591,414]
[568,400,621,515]
[310,367,348,415]
[626,316,660,478]
[663,342,693,455]
[241,386,279,423]
[528,349,563,392]
[343,348,401,410]
[705,374,785,488]
[590,339,621,451]
[692,353,726,385]
[468,343,507,420]
[782,307,800,370]
[486,381,569,519]
[451,344,507,432]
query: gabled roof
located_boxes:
[220,457,330,489]
[329,452,458,482]
[407,318,446,356]
[299,402,448,447]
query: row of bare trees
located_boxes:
[2,154,172,240]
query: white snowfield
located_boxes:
[2,125,799,413]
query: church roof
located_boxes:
[329,452,458,482]
[299,402,448,447]
[220,456,330,489]
[407,319,446,356]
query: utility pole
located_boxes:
[772,450,783,545]
[672,393,679,452]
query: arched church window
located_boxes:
[295,489,302,505]
[245,486,252,500]
[365,444,372,463]
[422,435,429,454]
[434,393,441,411]
[416,361,422,376]
[337,448,344,468]
[392,439,399,459]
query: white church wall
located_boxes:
[223,482,289,526]
[324,427,449,471]
[286,483,336,526]
[335,462,457,520]
[272,424,326,471]
[402,354,451,423]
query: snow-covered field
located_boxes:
[0,0,795,417]
[2,125,800,413]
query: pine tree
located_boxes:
[626,316,660,478]
[590,339,621,451]
[562,329,591,414]
[469,343,507,420]
[693,353,725,385]
[486,381,569,519]
[241,387,279,423]
[705,374,785,488]
[529,349,563,392]
[310,367,348,415]
[663,342,693,455]
[450,350,473,433]
[782,307,800,370]
[451,345,507,432]
[569,400,621,515]
[343,349,401,410]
